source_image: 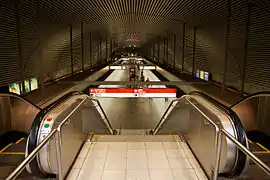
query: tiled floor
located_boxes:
[67,136,208,180]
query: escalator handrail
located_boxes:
[0,92,41,110]
[27,91,81,178]
[91,99,116,135]
[151,99,179,135]
[230,91,270,108]
[188,91,248,177]
[6,95,88,180]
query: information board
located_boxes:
[9,82,21,95]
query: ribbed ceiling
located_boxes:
[1,0,270,94]
[39,0,228,44]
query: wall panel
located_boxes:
[245,1,270,93]
[0,3,20,86]
[226,1,248,90]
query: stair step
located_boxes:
[91,135,182,142]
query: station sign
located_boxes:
[89,88,176,98]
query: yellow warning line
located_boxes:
[253,151,270,154]
[256,143,270,152]
[15,137,24,144]
[0,152,25,155]
[248,139,253,144]
[0,143,13,153]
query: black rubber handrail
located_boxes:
[27,91,81,178]
[230,91,270,108]
[189,91,248,178]
[27,61,117,178]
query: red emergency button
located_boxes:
[47,118,52,122]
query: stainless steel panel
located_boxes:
[37,94,113,177]
[232,94,270,136]
[155,94,240,178]
[0,97,12,134]
[0,94,40,134]
[38,95,87,175]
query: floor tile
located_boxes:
[78,148,89,158]
[127,157,148,169]
[127,150,146,158]
[168,158,192,169]
[102,170,125,180]
[109,142,127,151]
[92,142,110,150]
[66,169,80,180]
[146,150,166,159]
[172,168,199,180]
[87,149,107,159]
[73,157,85,169]
[104,157,126,170]
[194,168,207,179]
[126,170,150,180]
[184,149,195,158]
[82,142,91,151]
[145,142,164,150]
[188,158,201,168]
[166,149,186,158]
[128,142,145,150]
[149,170,174,180]
[180,142,189,149]
[163,142,179,149]
[107,150,127,159]
[147,156,170,169]
[82,157,105,170]
[77,168,103,180]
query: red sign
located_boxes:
[90,88,176,94]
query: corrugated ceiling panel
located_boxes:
[194,28,211,72]
[20,0,39,79]
[0,3,20,86]
[92,41,99,65]
[183,25,194,72]
[72,24,82,72]
[159,42,164,62]
[51,28,71,79]
[175,24,184,70]
[245,1,270,93]
[226,1,248,91]
[195,23,227,83]
[83,31,91,68]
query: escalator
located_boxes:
[9,90,261,179]
[4,87,270,179]
[230,93,270,167]
[0,93,42,179]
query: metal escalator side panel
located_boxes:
[37,95,89,175]
[84,99,114,135]
[188,92,249,177]
[153,99,189,135]
[27,110,53,179]
[27,91,81,178]
[188,95,238,173]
